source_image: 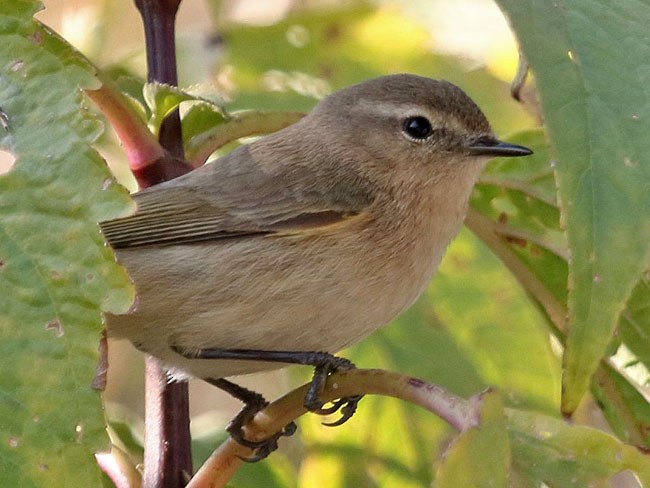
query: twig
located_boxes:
[187,369,485,488]
[133,1,193,487]
[464,208,567,334]
[186,111,305,166]
[96,446,143,488]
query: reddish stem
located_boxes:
[85,85,166,172]
[133,1,193,487]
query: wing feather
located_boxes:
[100,144,372,249]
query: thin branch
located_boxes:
[142,358,192,487]
[186,111,306,167]
[136,0,184,158]
[466,208,650,443]
[87,80,192,187]
[464,208,567,334]
[187,369,485,488]
[132,0,192,189]
[96,446,143,488]
[133,1,193,487]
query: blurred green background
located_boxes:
[37,1,554,486]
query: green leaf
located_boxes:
[508,408,650,487]
[591,364,650,447]
[494,0,650,414]
[618,274,650,370]
[0,2,133,486]
[471,129,650,446]
[430,226,561,414]
[181,101,229,148]
[143,82,233,153]
[142,82,197,135]
[185,110,305,165]
[434,391,510,488]
[472,129,568,314]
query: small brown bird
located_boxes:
[101,74,530,449]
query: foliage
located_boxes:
[0,0,648,487]
[496,0,650,418]
[0,0,133,486]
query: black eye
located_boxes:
[402,116,433,140]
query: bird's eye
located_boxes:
[402,116,433,140]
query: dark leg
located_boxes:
[205,378,296,462]
[177,347,363,424]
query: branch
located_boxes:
[132,1,193,487]
[186,111,305,167]
[187,369,486,488]
[464,208,567,335]
[465,208,650,443]
[96,446,142,488]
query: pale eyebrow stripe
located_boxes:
[354,100,428,118]
[352,101,469,133]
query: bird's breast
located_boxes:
[105,193,466,379]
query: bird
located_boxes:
[100,73,531,454]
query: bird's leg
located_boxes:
[178,347,363,426]
[302,353,363,426]
[204,377,297,462]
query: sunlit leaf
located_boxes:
[184,110,303,165]
[495,0,650,414]
[434,391,510,488]
[181,101,228,147]
[508,408,650,486]
[142,82,197,135]
[0,2,134,485]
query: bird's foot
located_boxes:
[303,354,364,426]
[205,378,297,462]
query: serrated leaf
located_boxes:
[0,3,134,486]
[143,82,196,135]
[143,82,228,137]
[495,0,650,414]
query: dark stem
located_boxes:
[134,0,189,187]
[134,0,193,486]
[143,356,192,488]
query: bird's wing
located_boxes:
[100,145,373,249]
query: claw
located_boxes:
[235,421,297,462]
[321,395,362,427]
[202,352,364,462]
[227,411,298,460]
[240,445,275,463]
[206,378,297,461]
[316,399,345,416]
[302,356,363,426]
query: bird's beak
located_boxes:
[468,137,533,157]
